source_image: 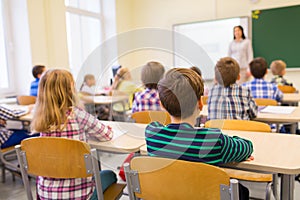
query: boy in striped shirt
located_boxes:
[145,68,252,199]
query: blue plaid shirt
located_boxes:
[30,78,40,96]
[208,84,258,120]
[132,88,161,113]
[242,78,283,102]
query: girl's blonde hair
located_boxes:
[31,69,78,132]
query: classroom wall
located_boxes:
[7,0,300,95]
[27,0,69,68]
[115,0,300,87]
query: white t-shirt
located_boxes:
[228,38,253,69]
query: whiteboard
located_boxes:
[173,17,249,80]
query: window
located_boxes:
[0,1,14,95]
[65,0,103,78]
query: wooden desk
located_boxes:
[80,95,129,120]
[200,105,300,133]
[19,112,33,121]
[88,121,146,153]
[0,97,17,104]
[282,93,300,105]
[223,130,300,200]
[80,95,128,105]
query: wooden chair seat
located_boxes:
[16,96,36,105]
[124,156,239,200]
[254,98,278,106]
[278,85,296,93]
[223,168,272,182]
[205,119,271,132]
[131,111,171,125]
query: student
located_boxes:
[243,57,283,102]
[270,60,293,86]
[132,61,165,113]
[80,74,96,95]
[0,124,30,149]
[146,68,253,199]
[207,57,257,120]
[30,65,46,96]
[31,69,116,200]
[110,67,139,119]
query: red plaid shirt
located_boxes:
[37,107,113,200]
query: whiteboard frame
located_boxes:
[172,16,250,80]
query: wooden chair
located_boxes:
[254,98,278,106]
[278,85,296,93]
[205,119,276,200]
[15,137,125,200]
[124,156,239,200]
[131,111,171,125]
[205,119,271,132]
[16,96,36,105]
[201,95,208,105]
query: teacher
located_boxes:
[228,25,253,84]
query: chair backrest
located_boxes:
[124,156,239,200]
[15,137,104,200]
[254,98,278,106]
[131,111,171,125]
[278,85,296,93]
[205,119,271,132]
[17,96,36,105]
[201,96,208,105]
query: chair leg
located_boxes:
[272,174,279,200]
[2,165,5,183]
[265,182,272,200]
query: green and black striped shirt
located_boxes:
[145,122,253,165]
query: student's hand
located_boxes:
[246,155,254,161]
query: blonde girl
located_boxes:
[31,69,116,200]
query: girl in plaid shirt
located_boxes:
[31,69,116,200]
[132,61,165,113]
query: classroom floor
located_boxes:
[1,152,300,200]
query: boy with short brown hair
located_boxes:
[145,68,252,199]
[243,57,283,102]
[208,57,257,120]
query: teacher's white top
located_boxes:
[228,38,253,69]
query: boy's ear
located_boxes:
[159,101,166,111]
[282,69,286,75]
[237,74,241,81]
[198,98,203,111]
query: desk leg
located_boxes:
[291,123,297,134]
[280,174,295,200]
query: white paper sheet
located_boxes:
[260,106,295,114]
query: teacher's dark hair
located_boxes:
[233,25,246,40]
